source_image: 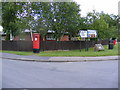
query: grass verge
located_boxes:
[1,50,33,56]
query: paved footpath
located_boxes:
[0,52,119,62]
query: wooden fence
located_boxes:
[1,40,109,51]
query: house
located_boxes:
[14,29,32,41]
[44,30,69,41]
[3,29,70,41]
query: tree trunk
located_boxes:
[5,34,10,40]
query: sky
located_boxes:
[73,0,120,17]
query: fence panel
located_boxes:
[2,40,32,51]
[2,40,109,51]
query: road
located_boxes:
[2,59,118,88]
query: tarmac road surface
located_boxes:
[2,59,118,88]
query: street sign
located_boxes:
[79,30,97,38]
[87,30,97,38]
[79,30,98,52]
[79,30,87,38]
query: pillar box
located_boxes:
[114,40,117,45]
[33,33,40,53]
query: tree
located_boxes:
[84,10,118,39]
[31,2,53,38]
[92,15,109,39]
[50,2,81,40]
[98,13,119,39]
[2,2,82,41]
[33,2,81,40]
[2,2,22,40]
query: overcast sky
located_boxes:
[73,0,120,17]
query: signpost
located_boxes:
[79,30,97,51]
[79,30,88,38]
[79,30,88,51]
[87,30,97,38]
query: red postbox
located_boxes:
[33,33,40,53]
[114,40,117,45]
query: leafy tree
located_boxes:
[3,2,118,41]
[32,2,81,40]
[2,2,22,40]
[31,2,53,38]
[92,15,109,39]
[84,10,118,39]
[98,13,119,39]
[2,2,82,41]
[51,2,81,40]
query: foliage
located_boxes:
[92,15,109,39]
[84,10,119,39]
[50,2,81,40]
[2,2,22,40]
[31,2,53,38]
[1,2,119,40]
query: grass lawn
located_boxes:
[1,50,33,56]
[1,44,118,57]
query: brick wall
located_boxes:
[60,35,69,41]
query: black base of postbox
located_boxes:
[33,49,40,53]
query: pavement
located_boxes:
[0,52,119,62]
